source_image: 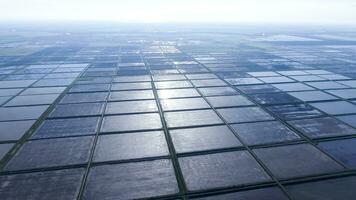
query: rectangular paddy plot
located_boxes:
[217,107,274,123]
[0,120,36,141]
[1,28,356,200]
[165,109,223,128]
[170,125,242,153]
[231,121,300,146]
[94,131,169,162]
[0,105,49,121]
[253,144,344,179]
[0,168,85,200]
[83,159,179,199]
[318,138,356,169]
[101,113,163,132]
[287,117,356,139]
[31,117,100,139]
[105,100,158,114]
[49,103,105,118]
[179,151,271,191]
[5,94,60,106]
[4,136,94,171]
[285,176,356,200]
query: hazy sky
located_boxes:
[1,0,356,24]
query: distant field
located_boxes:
[0,47,43,56]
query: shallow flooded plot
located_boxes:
[199,86,238,96]
[109,90,154,101]
[338,80,356,88]
[5,136,94,171]
[272,83,314,92]
[161,97,210,111]
[253,144,343,179]
[288,117,356,139]
[105,100,158,114]
[0,120,36,141]
[311,101,356,115]
[69,84,110,93]
[21,87,66,95]
[0,88,23,96]
[165,109,223,128]
[319,138,356,168]
[94,131,169,162]
[306,81,349,90]
[259,76,295,83]
[237,84,281,94]
[217,107,274,123]
[231,121,300,145]
[112,82,152,90]
[326,89,356,99]
[0,80,36,88]
[83,159,179,199]
[191,79,227,87]
[0,143,13,160]
[225,77,263,85]
[0,96,10,105]
[34,78,75,87]
[6,94,60,106]
[60,92,108,104]
[32,117,100,139]
[0,105,49,121]
[50,103,104,118]
[158,88,200,99]
[249,92,301,105]
[267,104,324,120]
[0,168,85,200]
[289,91,338,102]
[155,80,192,89]
[171,125,242,153]
[179,151,271,191]
[290,75,325,82]
[336,114,356,128]
[286,176,356,200]
[206,95,254,107]
[101,113,162,132]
